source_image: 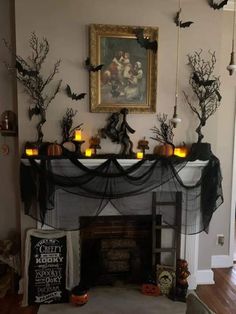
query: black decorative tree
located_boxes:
[61,108,83,143]
[150,113,174,148]
[5,32,62,144]
[183,50,221,144]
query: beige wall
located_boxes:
[198,10,236,269]
[13,0,235,269]
[0,0,20,239]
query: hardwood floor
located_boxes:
[197,267,236,314]
[1,267,236,314]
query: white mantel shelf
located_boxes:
[23,158,208,187]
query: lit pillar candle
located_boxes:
[25,148,39,156]
[136,151,143,159]
[74,129,82,141]
[85,148,92,157]
[174,148,187,158]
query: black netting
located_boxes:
[20,153,223,234]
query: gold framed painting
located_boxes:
[89,24,158,113]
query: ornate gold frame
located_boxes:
[89,24,158,113]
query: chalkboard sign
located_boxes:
[28,235,68,305]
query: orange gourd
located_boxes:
[141,283,160,296]
[47,142,63,156]
[70,293,89,306]
[154,144,174,157]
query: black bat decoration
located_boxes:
[208,0,228,10]
[174,9,194,28]
[28,107,40,120]
[85,58,103,72]
[16,60,38,77]
[134,28,158,53]
[192,72,215,87]
[66,84,86,101]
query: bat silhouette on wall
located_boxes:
[174,9,194,28]
[85,58,103,72]
[208,0,228,10]
[134,28,158,53]
[16,60,38,77]
[66,84,86,101]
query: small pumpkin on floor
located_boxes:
[70,284,89,306]
[141,276,160,296]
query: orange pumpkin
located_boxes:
[47,142,63,156]
[141,283,160,296]
[70,292,89,306]
[154,144,174,157]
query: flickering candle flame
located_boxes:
[85,148,92,157]
[25,148,39,156]
[74,129,82,141]
[174,148,187,158]
[136,151,143,159]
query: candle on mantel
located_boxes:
[174,147,187,158]
[74,129,82,141]
[85,148,92,157]
[136,151,143,159]
[25,148,39,156]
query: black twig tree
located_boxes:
[183,50,221,143]
[4,32,62,144]
[150,113,174,148]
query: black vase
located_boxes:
[188,143,212,161]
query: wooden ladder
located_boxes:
[152,191,182,271]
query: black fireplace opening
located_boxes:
[80,215,152,287]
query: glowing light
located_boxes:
[85,148,92,157]
[136,151,143,159]
[74,129,82,141]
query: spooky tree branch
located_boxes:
[184,50,221,143]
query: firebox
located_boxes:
[80,215,153,286]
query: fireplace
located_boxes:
[30,158,210,289]
[80,215,153,286]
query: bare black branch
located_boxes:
[150,113,174,147]
[4,32,62,144]
[183,50,221,143]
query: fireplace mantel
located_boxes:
[22,158,208,186]
[22,157,210,289]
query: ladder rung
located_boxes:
[155,225,177,230]
[153,248,176,253]
[156,265,176,271]
[155,201,176,206]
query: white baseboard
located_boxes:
[196,269,215,285]
[211,255,232,268]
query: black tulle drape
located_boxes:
[20,154,223,234]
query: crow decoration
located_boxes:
[134,28,158,53]
[66,84,86,101]
[208,0,228,10]
[85,57,103,72]
[174,9,194,28]
[192,72,216,87]
[28,107,40,120]
[16,60,38,77]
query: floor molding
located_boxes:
[211,255,232,268]
[196,269,215,285]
